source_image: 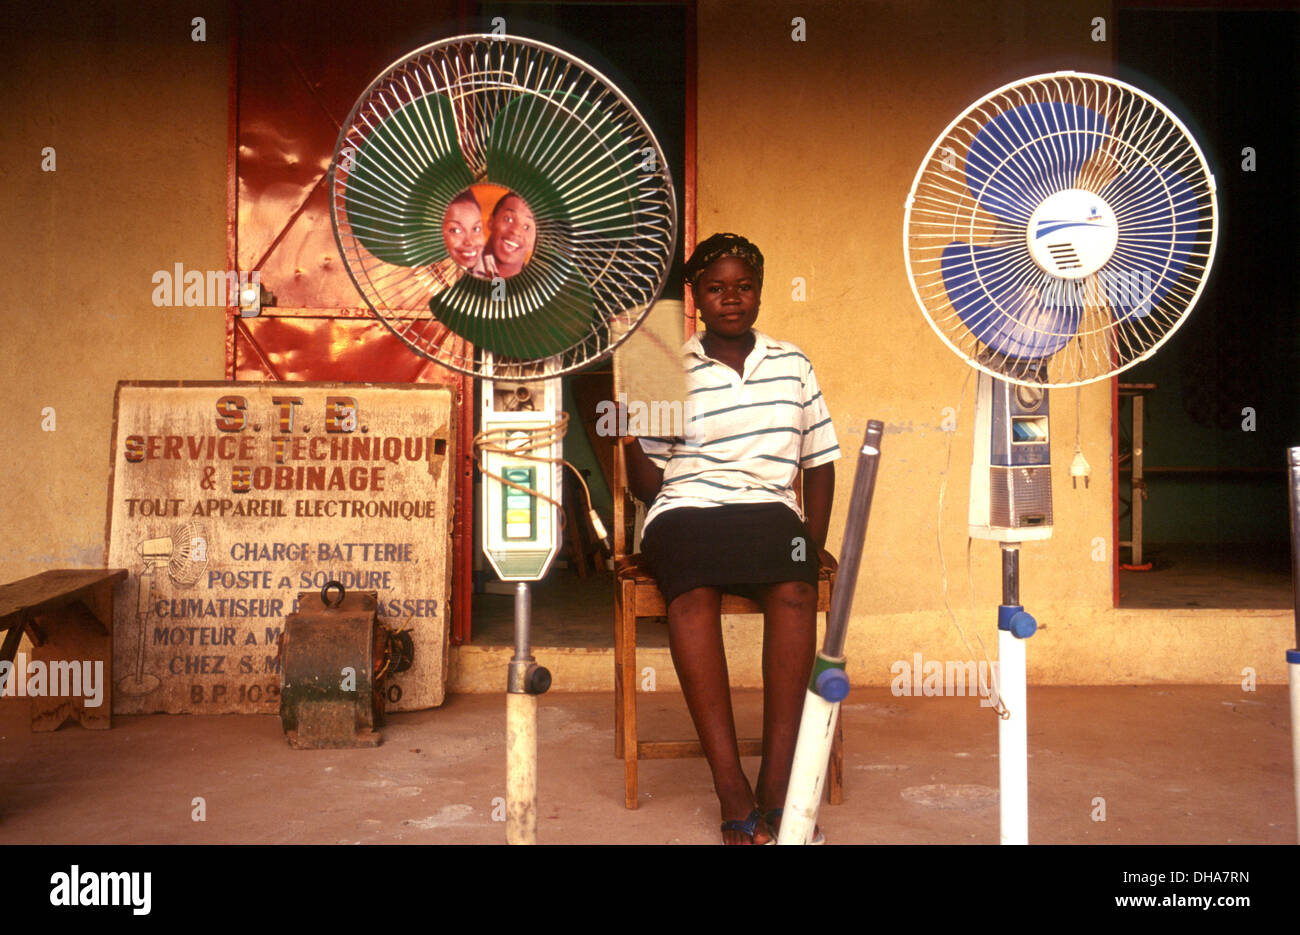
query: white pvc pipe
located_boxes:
[1290,656,1300,846]
[506,691,537,845]
[778,689,839,845]
[998,627,1028,845]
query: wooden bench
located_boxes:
[0,569,126,730]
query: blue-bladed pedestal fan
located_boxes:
[904,72,1218,844]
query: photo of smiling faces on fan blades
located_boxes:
[441,187,536,281]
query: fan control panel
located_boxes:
[970,373,1054,541]
[992,380,1050,467]
[479,355,563,581]
[501,466,537,540]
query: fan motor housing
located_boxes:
[1026,189,1118,280]
[969,374,1053,541]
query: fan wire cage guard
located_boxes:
[168,521,207,587]
[330,35,677,379]
[904,72,1217,388]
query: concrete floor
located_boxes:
[1118,543,1293,610]
[1,684,1293,844]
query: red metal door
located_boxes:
[228,1,695,644]
[227,1,476,642]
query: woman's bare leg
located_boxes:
[666,585,768,844]
[754,580,818,814]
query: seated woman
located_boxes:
[623,232,839,844]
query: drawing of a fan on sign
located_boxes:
[117,521,209,696]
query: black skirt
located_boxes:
[640,502,819,607]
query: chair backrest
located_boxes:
[612,439,635,563]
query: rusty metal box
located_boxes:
[279,587,384,749]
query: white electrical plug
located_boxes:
[1070,447,1091,488]
[589,509,611,551]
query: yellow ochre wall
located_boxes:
[683,0,1292,688]
[2,1,1291,690]
[1,2,229,580]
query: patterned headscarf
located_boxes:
[684,232,764,288]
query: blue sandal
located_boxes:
[721,808,770,845]
[764,807,826,845]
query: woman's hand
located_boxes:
[802,462,835,552]
[818,548,838,573]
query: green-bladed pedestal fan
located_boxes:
[904,71,1218,844]
[330,34,676,843]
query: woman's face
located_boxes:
[490,194,536,273]
[693,255,760,339]
[442,200,485,267]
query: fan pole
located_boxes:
[1287,448,1300,844]
[778,422,884,845]
[506,581,549,844]
[997,543,1036,845]
[475,366,560,844]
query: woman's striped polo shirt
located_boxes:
[639,330,840,530]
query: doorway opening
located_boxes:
[1114,8,1298,610]
[468,1,689,648]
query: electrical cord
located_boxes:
[472,414,611,552]
[936,369,1009,719]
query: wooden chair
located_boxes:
[611,440,844,809]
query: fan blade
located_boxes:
[1100,165,1199,319]
[485,91,639,242]
[965,102,1110,223]
[344,93,475,267]
[941,241,1081,361]
[428,259,596,359]
[429,89,639,361]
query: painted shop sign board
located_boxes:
[105,382,455,714]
